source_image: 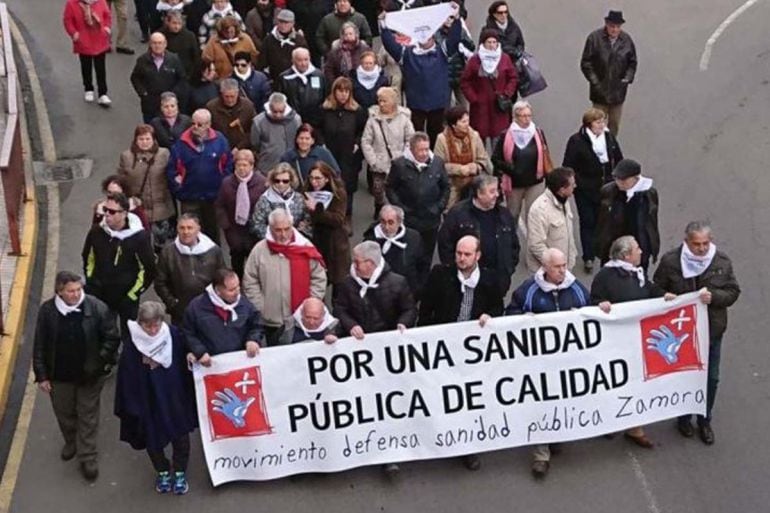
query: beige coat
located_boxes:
[526,188,577,272]
[117,148,174,222]
[433,128,492,208]
[241,240,327,328]
[361,105,414,175]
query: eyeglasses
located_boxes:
[495,9,508,14]
[104,207,125,215]
[274,178,291,184]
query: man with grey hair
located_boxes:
[363,204,423,296]
[242,208,327,345]
[159,10,201,80]
[33,271,121,481]
[130,32,187,122]
[387,132,449,276]
[438,174,519,297]
[168,108,234,243]
[251,92,303,172]
[207,78,256,150]
[257,8,308,82]
[653,221,740,445]
[278,47,327,129]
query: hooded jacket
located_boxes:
[507,272,589,314]
[62,0,111,56]
[167,127,234,202]
[250,103,303,172]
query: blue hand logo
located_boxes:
[211,388,256,428]
[646,325,689,365]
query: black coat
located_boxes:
[418,265,503,326]
[258,30,309,82]
[278,69,327,128]
[483,15,525,61]
[580,28,638,105]
[150,114,193,149]
[33,295,121,383]
[595,182,659,263]
[319,105,367,188]
[562,127,623,202]
[349,68,389,111]
[386,155,449,232]
[437,198,520,283]
[590,266,664,305]
[363,222,423,295]
[653,246,741,336]
[333,265,417,334]
[160,26,201,79]
[130,51,187,118]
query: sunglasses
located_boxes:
[274,179,291,184]
[496,9,508,14]
[104,207,125,215]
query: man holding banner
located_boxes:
[653,221,740,445]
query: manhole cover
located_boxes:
[33,159,93,184]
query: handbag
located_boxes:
[489,77,512,113]
[537,128,554,173]
[516,51,548,97]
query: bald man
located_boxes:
[277,47,327,128]
[289,297,341,344]
[130,32,187,122]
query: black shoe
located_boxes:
[383,463,400,479]
[698,422,715,445]
[80,461,99,482]
[677,418,694,438]
[115,47,135,55]
[531,460,549,479]
[60,443,76,461]
[462,454,481,471]
[140,34,149,43]
[584,260,594,273]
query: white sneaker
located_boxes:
[84,91,95,102]
[97,95,112,107]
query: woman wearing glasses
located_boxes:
[250,163,312,239]
[482,1,525,64]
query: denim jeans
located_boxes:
[680,333,723,424]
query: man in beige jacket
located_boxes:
[242,209,327,346]
[526,167,578,273]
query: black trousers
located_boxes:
[147,433,191,473]
[79,53,108,96]
[410,109,444,147]
[416,227,438,277]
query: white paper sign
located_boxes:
[194,293,708,485]
[383,3,456,44]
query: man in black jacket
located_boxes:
[580,10,637,135]
[653,221,741,445]
[387,132,449,276]
[438,175,519,297]
[363,204,423,297]
[159,11,201,80]
[33,271,121,482]
[82,193,156,331]
[130,32,187,122]
[258,9,309,82]
[278,47,327,129]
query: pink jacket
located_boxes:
[63,0,111,56]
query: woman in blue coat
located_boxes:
[115,301,198,495]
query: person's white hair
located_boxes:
[137,301,167,324]
[609,235,637,261]
[353,241,382,266]
[512,100,533,116]
[291,47,310,61]
[192,108,212,123]
[379,204,404,223]
[268,207,294,227]
[542,247,565,265]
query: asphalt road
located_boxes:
[6,0,770,512]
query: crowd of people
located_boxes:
[43,0,741,493]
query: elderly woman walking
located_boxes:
[63,0,113,107]
[114,301,197,495]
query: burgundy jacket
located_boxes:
[460,53,518,139]
[214,172,267,252]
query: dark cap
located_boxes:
[604,10,625,24]
[612,158,641,179]
[478,28,500,45]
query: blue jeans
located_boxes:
[680,333,723,424]
[574,189,599,262]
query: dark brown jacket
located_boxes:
[306,184,351,285]
[580,28,638,105]
[653,246,740,336]
[207,96,257,150]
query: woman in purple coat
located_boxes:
[115,301,197,495]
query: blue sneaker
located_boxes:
[155,471,172,493]
[173,471,189,495]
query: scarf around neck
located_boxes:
[101,212,143,240]
[374,223,407,254]
[681,242,716,279]
[284,64,318,85]
[457,265,481,293]
[271,26,297,47]
[266,228,326,310]
[55,290,85,316]
[234,171,254,225]
[478,46,502,75]
[234,66,253,81]
[264,186,295,212]
[444,126,474,165]
[356,65,382,90]
[604,259,646,288]
[403,146,433,170]
[586,127,609,164]
[292,304,337,338]
[127,320,173,369]
[624,176,653,202]
[351,258,385,298]
[510,121,536,149]
[206,283,241,321]
[533,268,576,292]
[174,232,217,255]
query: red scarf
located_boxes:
[266,235,326,311]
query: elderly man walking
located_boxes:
[251,92,303,173]
[278,47,327,130]
[33,271,121,481]
[207,78,257,150]
[242,209,327,346]
[130,32,187,123]
[507,248,589,478]
[653,221,740,444]
[526,166,577,273]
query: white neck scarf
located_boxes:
[586,127,609,164]
[624,176,653,202]
[234,67,252,80]
[101,212,144,240]
[412,43,437,56]
[205,284,241,321]
[351,258,385,298]
[54,291,85,316]
[211,3,233,16]
[219,36,240,45]
[356,65,382,90]
[457,265,480,293]
[510,121,536,149]
[681,242,716,279]
[404,146,433,170]
[284,64,317,85]
[127,320,173,369]
[495,19,508,31]
[396,0,417,9]
[478,46,502,75]
[174,233,217,255]
[533,268,576,292]
[263,186,296,213]
[265,226,313,247]
[374,223,407,254]
[271,26,296,47]
[292,304,337,338]
[604,259,646,287]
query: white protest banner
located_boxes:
[383,3,456,45]
[193,293,708,485]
